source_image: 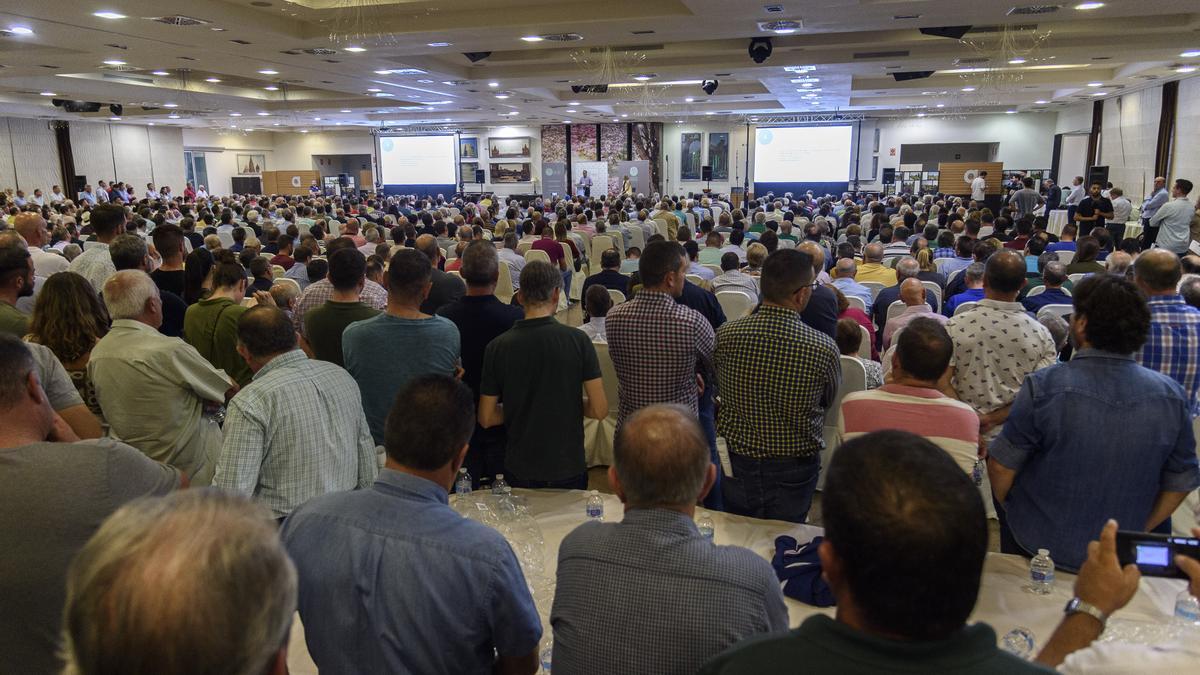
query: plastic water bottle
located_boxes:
[1175,588,1200,625]
[1029,549,1055,594]
[1001,627,1036,659]
[972,459,985,487]
[697,511,715,540]
[539,638,553,673]
[492,474,511,497]
[455,467,472,496]
[585,490,604,521]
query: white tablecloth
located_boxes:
[286,489,1186,673]
[1047,209,1070,236]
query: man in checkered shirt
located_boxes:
[606,241,716,429]
[551,405,787,674]
[1134,250,1200,416]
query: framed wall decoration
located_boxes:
[488,137,533,159]
[460,162,478,182]
[459,137,479,159]
[680,132,702,180]
[236,154,265,176]
[707,132,729,180]
[490,162,531,183]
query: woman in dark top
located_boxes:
[915,249,947,289]
[1065,236,1106,276]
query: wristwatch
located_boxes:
[1064,597,1108,628]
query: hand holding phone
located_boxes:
[1115,530,1200,579]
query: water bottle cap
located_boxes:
[589,489,599,495]
[1037,549,1050,556]
[496,474,504,479]
[458,467,466,474]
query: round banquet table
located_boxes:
[1047,209,1070,236]
[286,489,1187,674]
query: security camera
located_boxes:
[701,79,719,95]
[748,37,773,64]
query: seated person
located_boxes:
[579,284,611,342]
[581,249,630,301]
[711,251,760,298]
[943,262,985,316]
[1022,261,1073,314]
[833,318,882,389]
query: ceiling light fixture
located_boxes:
[568,101,579,106]
[313,117,321,120]
[257,111,269,116]
[93,11,126,19]
[151,70,169,76]
[168,113,180,119]
[1035,99,1048,104]
[39,91,54,96]
[427,42,452,47]
[1177,66,1198,73]
[344,46,367,53]
[494,93,510,99]
[1008,57,1027,64]
[936,103,945,108]
[961,86,976,92]
[230,112,242,117]
[163,103,178,108]
[205,77,221,83]
[917,113,926,117]
[367,87,381,92]
[1181,50,1200,58]
[1087,81,1102,87]
[562,120,571,124]
[103,59,127,66]
[632,74,656,81]
[6,26,33,35]
[1074,2,1104,9]
[300,129,308,133]
[684,97,695,103]
[1006,109,1017,114]
[258,69,279,75]
[520,35,544,42]
[109,116,121,121]
[340,109,351,113]
[264,85,279,91]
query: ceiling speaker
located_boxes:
[701,79,719,95]
[570,84,608,93]
[919,26,972,40]
[463,51,491,63]
[891,71,935,81]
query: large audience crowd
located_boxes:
[1,176,1200,674]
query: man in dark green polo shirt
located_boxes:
[303,248,379,367]
[478,261,607,489]
[701,430,1144,674]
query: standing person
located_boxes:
[282,375,542,674]
[13,213,69,278]
[0,335,181,675]
[1074,183,1115,237]
[1108,187,1133,237]
[0,238,33,337]
[1008,177,1045,219]
[715,249,840,523]
[437,241,524,486]
[577,169,593,197]
[1141,176,1170,249]
[149,223,187,297]
[1063,176,1086,225]
[214,306,377,519]
[478,261,606,489]
[1148,179,1195,256]
[551,405,788,674]
[1133,250,1200,416]
[1044,178,1063,212]
[68,203,125,292]
[342,249,461,446]
[302,248,379,367]
[989,275,1200,570]
[183,260,253,387]
[970,170,988,204]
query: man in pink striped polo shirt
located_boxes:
[839,317,980,473]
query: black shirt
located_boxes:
[1076,196,1113,231]
[581,270,630,299]
[150,269,185,297]
[676,281,726,332]
[245,277,273,297]
[421,269,466,316]
[437,295,523,399]
[800,284,839,339]
[184,231,204,250]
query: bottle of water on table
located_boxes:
[1175,588,1200,625]
[455,467,472,496]
[697,511,715,541]
[1029,549,1054,595]
[492,474,511,497]
[585,490,604,522]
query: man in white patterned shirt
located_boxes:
[213,305,377,519]
[552,405,787,674]
[944,251,1058,440]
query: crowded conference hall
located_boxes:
[4,1,1200,674]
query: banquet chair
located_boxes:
[627,227,646,252]
[1067,273,1090,286]
[715,291,756,321]
[953,301,979,317]
[271,265,286,280]
[517,241,533,256]
[583,342,621,467]
[1171,416,1200,537]
[857,326,871,360]
[272,277,301,296]
[845,295,867,313]
[1056,250,1076,265]
[495,263,515,304]
[1037,304,1073,322]
[524,249,551,265]
[685,274,705,287]
[654,220,672,239]
[607,289,626,305]
[860,281,886,300]
[921,281,943,306]
[703,264,723,278]
[819,356,868,490]
[1025,285,1070,297]
[886,300,906,322]
[590,235,616,275]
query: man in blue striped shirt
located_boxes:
[1134,250,1200,416]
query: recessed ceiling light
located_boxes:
[1074,2,1104,9]
[704,111,715,115]
[344,46,367,53]
[417,79,434,83]
[773,28,796,35]
[230,112,242,117]
[1006,109,1017,114]
[1177,66,1198,73]
[1087,81,1102,87]
[273,122,281,126]
[374,92,394,97]
[1035,99,1048,104]
[427,42,452,47]
[917,113,926,117]
[488,81,500,87]
[168,113,180,119]
[506,111,519,116]
[257,111,269,116]
[373,69,392,75]
[109,116,121,121]
[39,91,54,96]
[367,87,381,92]
[93,11,126,19]
[620,113,628,118]
[936,103,945,108]
[264,85,279,91]
[562,120,571,124]
[205,77,221,83]
[632,74,655,81]
[338,109,351,113]
[1182,50,1200,58]
[312,117,321,120]
[520,35,544,42]
[675,120,684,123]
[494,93,510,99]
[684,96,694,102]
[612,117,619,121]
[961,86,976,92]
[147,122,155,126]
[300,129,308,133]
[103,59,126,66]
[568,101,579,106]
[1008,57,1027,65]
[151,70,169,76]
[6,26,33,35]
[258,69,279,75]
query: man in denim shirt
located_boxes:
[282,375,542,674]
[989,275,1200,571]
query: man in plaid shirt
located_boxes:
[606,241,716,429]
[1134,250,1200,416]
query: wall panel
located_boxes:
[69,122,117,188]
[7,118,62,192]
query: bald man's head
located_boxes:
[612,404,713,509]
[12,213,47,247]
[899,277,926,306]
[1105,251,1133,276]
[835,257,857,279]
[798,241,825,273]
[983,250,1026,297]
[1133,249,1181,294]
[895,257,920,281]
[864,242,884,263]
[414,234,440,265]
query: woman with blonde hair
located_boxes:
[915,248,947,288]
[25,271,109,421]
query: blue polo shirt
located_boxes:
[281,470,542,674]
[990,350,1200,571]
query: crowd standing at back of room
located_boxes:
[2,174,1200,674]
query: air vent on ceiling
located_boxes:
[101,73,157,85]
[1008,5,1061,15]
[279,50,301,55]
[99,64,138,72]
[149,15,211,26]
[631,30,655,35]
[764,4,785,13]
[854,50,910,59]
[324,59,340,63]
[230,39,251,45]
[967,24,1038,33]
[104,43,128,50]
[758,20,803,33]
[541,33,583,42]
[302,48,337,55]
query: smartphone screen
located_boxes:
[1135,543,1171,567]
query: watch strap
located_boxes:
[1065,597,1108,627]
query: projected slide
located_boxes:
[754,126,853,183]
[378,135,456,186]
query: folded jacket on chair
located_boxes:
[772,534,836,607]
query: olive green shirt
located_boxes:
[304,301,380,367]
[183,296,252,387]
[0,301,29,337]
